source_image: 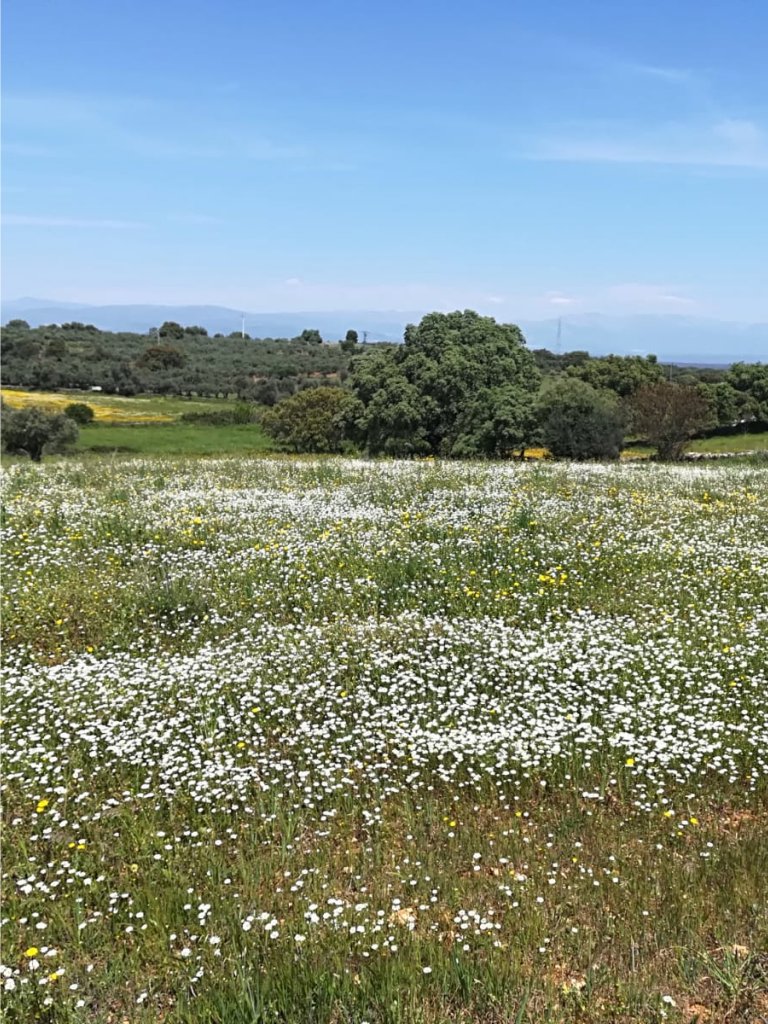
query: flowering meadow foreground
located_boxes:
[1,456,767,1024]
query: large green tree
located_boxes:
[348,310,540,457]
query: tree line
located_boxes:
[260,310,767,460]
[3,311,767,461]
[1,319,357,403]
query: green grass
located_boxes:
[689,431,768,453]
[76,421,272,455]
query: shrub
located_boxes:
[64,402,95,425]
[260,387,354,453]
[1,405,79,461]
[179,403,256,426]
[629,381,712,460]
[537,378,625,460]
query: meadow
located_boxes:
[0,390,271,456]
[1,456,767,1023]
[0,389,230,423]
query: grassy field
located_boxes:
[75,422,272,456]
[1,389,236,423]
[1,456,766,1023]
[688,431,768,453]
[1,388,272,456]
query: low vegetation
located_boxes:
[1,456,767,1023]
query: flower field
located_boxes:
[1,456,767,1023]
[0,389,175,424]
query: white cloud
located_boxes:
[3,214,146,229]
[628,63,696,85]
[606,283,697,310]
[3,92,307,164]
[527,118,768,170]
[712,118,763,146]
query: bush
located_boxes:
[629,381,711,460]
[179,403,256,426]
[64,402,95,425]
[1,406,79,461]
[537,378,625,460]
[260,387,354,453]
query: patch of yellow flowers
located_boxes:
[1,388,172,423]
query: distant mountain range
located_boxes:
[2,298,766,364]
[519,314,767,365]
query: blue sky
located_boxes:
[2,0,767,320]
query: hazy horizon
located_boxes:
[4,296,767,362]
[4,294,767,325]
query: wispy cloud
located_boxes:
[166,213,226,226]
[531,284,699,316]
[3,91,307,165]
[623,62,698,87]
[606,283,696,310]
[3,214,146,229]
[546,292,578,308]
[526,118,768,169]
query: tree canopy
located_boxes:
[158,321,185,340]
[724,362,768,422]
[567,353,663,397]
[348,310,540,457]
